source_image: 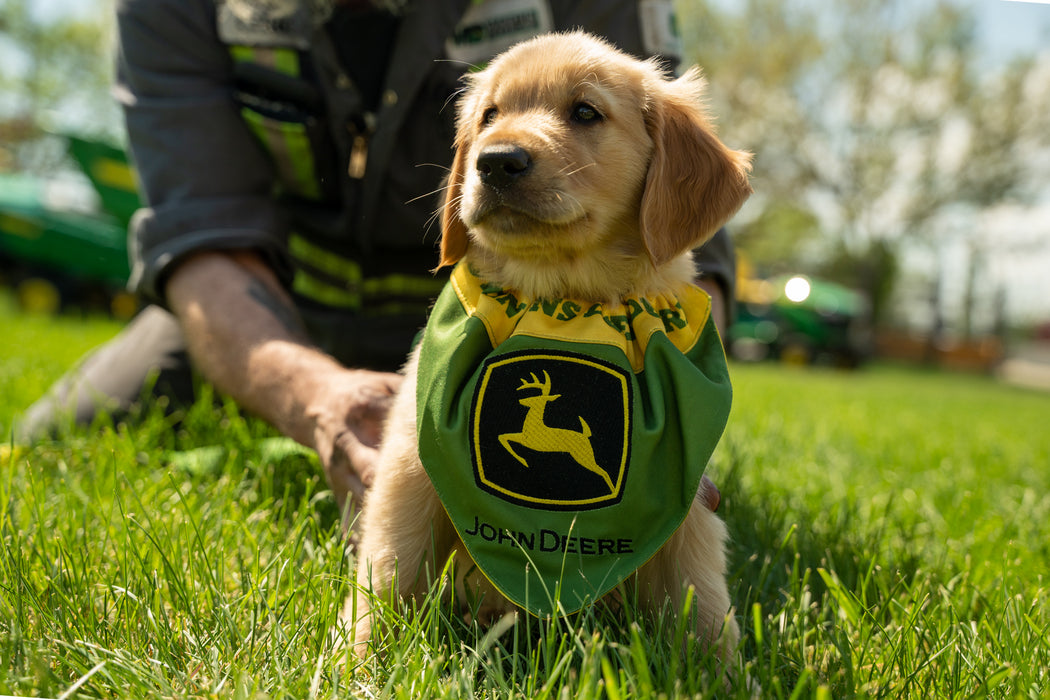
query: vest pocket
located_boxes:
[238,106,333,200]
[229,45,339,202]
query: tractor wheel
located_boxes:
[778,336,814,366]
[16,277,61,315]
[110,291,139,320]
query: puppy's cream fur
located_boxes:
[345,31,752,667]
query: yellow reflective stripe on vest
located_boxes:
[362,274,448,298]
[292,269,362,309]
[289,233,448,308]
[290,234,362,287]
[271,48,299,76]
[229,46,319,199]
[275,119,320,199]
[238,109,321,200]
[292,269,446,311]
[229,45,299,75]
[229,44,254,65]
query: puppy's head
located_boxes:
[439,32,751,297]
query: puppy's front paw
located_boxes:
[336,591,374,660]
[352,618,373,660]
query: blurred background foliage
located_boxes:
[679,0,1050,336]
[1,0,1048,341]
[0,0,120,172]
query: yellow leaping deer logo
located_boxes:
[498,371,615,492]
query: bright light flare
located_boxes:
[784,276,811,303]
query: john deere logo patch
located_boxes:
[470,350,632,510]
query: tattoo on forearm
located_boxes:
[247,279,309,339]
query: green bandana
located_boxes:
[416,262,732,617]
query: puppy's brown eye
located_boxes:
[571,102,602,124]
[482,106,499,126]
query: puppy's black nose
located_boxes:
[477,145,532,190]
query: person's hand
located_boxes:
[699,475,721,512]
[164,250,406,521]
[306,369,404,517]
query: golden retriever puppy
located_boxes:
[345,31,752,671]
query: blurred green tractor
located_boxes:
[730,272,871,368]
[0,135,140,318]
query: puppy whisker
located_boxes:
[423,189,463,237]
[441,83,472,115]
[558,161,597,178]
[406,177,453,206]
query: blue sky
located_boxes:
[977,0,1050,62]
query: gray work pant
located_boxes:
[17,306,196,441]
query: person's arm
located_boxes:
[116,0,396,513]
[696,278,727,337]
[165,249,400,513]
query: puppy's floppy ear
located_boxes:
[437,141,470,268]
[640,68,752,265]
[437,80,479,269]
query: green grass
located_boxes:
[2,295,1049,698]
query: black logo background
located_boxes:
[471,350,632,511]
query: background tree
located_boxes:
[0,0,120,174]
[2,0,1047,334]
[678,0,1050,333]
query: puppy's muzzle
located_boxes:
[477,144,533,191]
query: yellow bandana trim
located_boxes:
[449,263,712,373]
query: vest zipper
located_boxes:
[347,113,375,179]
